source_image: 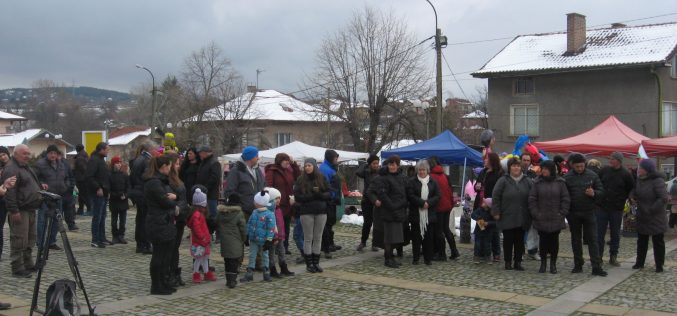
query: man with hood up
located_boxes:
[319,149,342,258]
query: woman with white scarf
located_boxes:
[407,160,440,265]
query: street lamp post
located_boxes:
[425,0,443,135]
[135,64,156,128]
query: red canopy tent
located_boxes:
[533,116,649,157]
[642,135,677,157]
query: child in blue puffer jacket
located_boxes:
[241,190,277,282]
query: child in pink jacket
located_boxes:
[266,187,295,278]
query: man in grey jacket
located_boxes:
[34,145,67,251]
[564,153,607,277]
[1,144,43,278]
[225,146,264,218]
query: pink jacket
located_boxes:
[274,206,285,241]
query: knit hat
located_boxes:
[610,152,624,163]
[197,145,212,153]
[192,188,208,207]
[265,187,281,202]
[0,146,9,156]
[274,153,291,165]
[111,156,122,165]
[241,146,259,161]
[226,193,241,206]
[303,158,317,169]
[254,190,270,207]
[367,154,379,165]
[46,144,60,154]
[639,159,656,174]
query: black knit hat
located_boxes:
[46,144,60,155]
[0,146,9,156]
[367,154,379,165]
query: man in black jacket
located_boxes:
[86,142,111,248]
[130,142,153,254]
[73,144,90,215]
[596,152,634,267]
[196,145,222,219]
[564,153,607,276]
[34,145,67,251]
[356,154,380,252]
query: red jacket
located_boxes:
[187,209,211,255]
[430,165,453,213]
[265,163,301,217]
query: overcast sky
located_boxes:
[1,0,675,100]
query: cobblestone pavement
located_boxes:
[0,208,676,315]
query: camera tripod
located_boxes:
[30,191,96,316]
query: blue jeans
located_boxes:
[596,209,622,257]
[293,216,304,254]
[247,241,269,270]
[37,200,61,249]
[90,196,108,243]
[207,200,217,219]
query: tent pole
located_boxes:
[460,157,467,202]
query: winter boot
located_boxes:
[609,254,620,267]
[175,268,186,286]
[550,257,558,274]
[504,261,513,270]
[225,273,237,288]
[240,268,254,283]
[280,262,295,276]
[204,270,217,282]
[263,268,272,282]
[312,254,324,273]
[270,265,282,278]
[356,242,366,252]
[304,254,316,273]
[591,266,608,277]
[514,261,524,271]
[192,272,202,284]
[538,257,547,273]
[150,268,173,295]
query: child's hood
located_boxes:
[218,204,242,214]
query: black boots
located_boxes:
[304,254,317,273]
[591,266,608,277]
[150,267,173,295]
[269,265,281,278]
[609,255,620,267]
[504,261,513,270]
[280,262,295,276]
[550,257,558,274]
[539,258,547,273]
[313,254,324,273]
[225,272,237,288]
[513,261,524,271]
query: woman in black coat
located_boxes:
[376,155,408,268]
[143,156,178,295]
[166,152,189,287]
[407,160,440,265]
[528,160,570,274]
[474,152,503,261]
[179,147,200,203]
[632,159,668,272]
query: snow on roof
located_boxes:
[186,89,337,123]
[108,128,151,146]
[462,125,486,130]
[0,110,26,120]
[462,110,488,119]
[0,129,43,147]
[473,22,677,77]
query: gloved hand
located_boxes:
[244,239,250,247]
[262,240,272,251]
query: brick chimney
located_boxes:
[566,13,586,54]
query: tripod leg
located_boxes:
[56,212,97,315]
[30,211,53,316]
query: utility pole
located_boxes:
[435,27,443,135]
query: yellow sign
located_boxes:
[82,131,107,155]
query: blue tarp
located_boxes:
[381,130,484,166]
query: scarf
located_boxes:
[418,175,430,238]
[510,173,524,183]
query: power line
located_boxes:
[441,52,470,101]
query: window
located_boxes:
[275,133,292,147]
[514,77,535,95]
[663,102,677,136]
[671,55,677,78]
[510,104,539,136]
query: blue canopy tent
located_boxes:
[381,130,483,166]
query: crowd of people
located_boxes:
[0,140,673,305]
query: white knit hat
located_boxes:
[265,187,281,202]
[192,188,207,207]
[253,190,271,207]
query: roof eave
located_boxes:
[471,61,667,78]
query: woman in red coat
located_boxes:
[429,157,460,261]
[265,153,301,253]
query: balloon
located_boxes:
[512,134,530,156]
[464,180,477,199]
[480,129,495,148]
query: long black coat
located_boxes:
[632,173,668,235]
[195,154,222,200]
[85,153,110,195]
[376,170,408,223]
[144,174,177,243]
[293,173,332,216]
[109,169,130,211]
[528,177,570,233]
[407,177,441,224]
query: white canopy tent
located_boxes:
[223,141,369,164]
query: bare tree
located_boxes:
[305,6,430,153]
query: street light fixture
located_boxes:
[135,64,156,128]
[425,0,444,136]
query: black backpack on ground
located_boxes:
[45,279,80,316]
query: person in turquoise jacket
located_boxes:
[241,191,276,283]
